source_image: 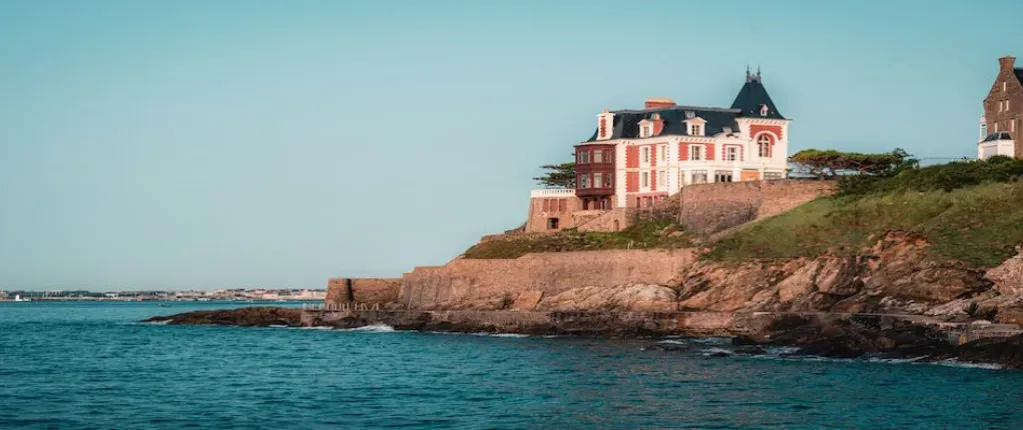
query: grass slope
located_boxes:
[463,220,691,259]
[706,181,1023,267]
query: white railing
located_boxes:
[530,188,576,198]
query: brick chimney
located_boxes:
[645,97,676,109]
[1000,56,1016,71]
[651,113,664,135]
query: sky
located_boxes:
[2,0,1022,290]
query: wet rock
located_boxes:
[143,307,302,327]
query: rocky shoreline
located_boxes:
[145,307,1023,370]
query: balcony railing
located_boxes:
[530,188,576,198]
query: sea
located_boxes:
[2,302,1023,429]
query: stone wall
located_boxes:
[524,194,584,233]
[325,278,402,306]
[400,249,696,309]
[577,208,633,232]
[679,179,836,234]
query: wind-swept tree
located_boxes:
[789,148,915,179]
[533,162,576,188]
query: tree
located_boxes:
[533,162,576,188]
[789,148,915,179]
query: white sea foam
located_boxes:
[702,347,734,356]
[342,323,396,332]
[935,359,1003,370]
[690,337,732,345]
[655,340,690,345]
[268,324,288,328]
[473,332,529,338]
[142,320,171,325]
[297,326,334,330]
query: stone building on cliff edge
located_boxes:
[526,68,791,233]
[978,56,1023,160]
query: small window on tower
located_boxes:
[760,104,769,116]
[690,125,701,136]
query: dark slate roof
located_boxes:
[982,132,1013,142]
[584,106,741,142]
[1015,68,1023,86]
[583,73,785,142]
[730,75,785,119]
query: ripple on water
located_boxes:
[2,302,1023,429]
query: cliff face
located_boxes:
[398,230,1022,324]
[679,231,993,315]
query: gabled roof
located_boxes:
[730,72,785,119]
[584,106,741,142]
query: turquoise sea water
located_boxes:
[2,302,1023,429]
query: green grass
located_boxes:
[705,182,1023,267]
[462,220,692,259]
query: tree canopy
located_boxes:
[789,148,915,179]
[533,162,575,188]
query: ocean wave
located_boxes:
[473,332,529,338]
[655,340,690,345]
[689,337,732,345]
[341,323,396,332]
[141,320,171,325]
[297,326,334,330]
[935,360,1003,370]
[701,347,734,356]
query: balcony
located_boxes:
[530,188,576,198]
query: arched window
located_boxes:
[757,134,772,158]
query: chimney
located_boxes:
[651,113,664,136]
[1000,56,1016,71]
[645,97,676,109]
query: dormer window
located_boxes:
[684,115,706,137]
[638,119,653,138]
[760,104,769,116]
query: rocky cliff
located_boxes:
[410,230,1022,325]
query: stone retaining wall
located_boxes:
[400,249,696,309]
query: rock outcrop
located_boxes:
[987,247,1023,295]
[535,284,678,312]
[677,231,994,316]
[144,307,302,327]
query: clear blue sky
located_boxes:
[1,0,1020,290]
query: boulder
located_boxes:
[986,249,1023,295]
[143,307,302,327]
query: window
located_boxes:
[542,199,550,211]
[691,170,708,184]
[547,218,559,230]
[641,171,649,188]
[690,124,701,136]
[760,104,769,116]
[578,151,590,164]
[757,135,772,158]
[641,125,651,138]
[714,170,733,183]
[1013,119,1016,132]
[1004,81,1008,92]
[1008,100,1011,110]
[658,145,667,162]
[603,172,612,188]
[579,174,590,189]
[691,145,703,160]
[764,172,783,180]
[727,147,737,161]
[593,150,603,163]
[593,173,603,188]
[658,170,667,189]
[558,199,566,211]
[642,147,650,163]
